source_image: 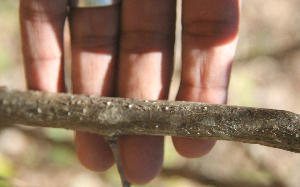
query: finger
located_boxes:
[117,0,176,184]
[172,137,216,158]
[173,0,240,157]
[75,132,115,172]
[20,0,68,92]
[68,6,120,171]
[117,135,164,184]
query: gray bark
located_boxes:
[0,86,299,153]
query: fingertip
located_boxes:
[118,135,164,185]
[75,131,115,172]
[172,137,216,158]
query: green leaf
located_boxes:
[50,145,76,167]
[0,155,15,179]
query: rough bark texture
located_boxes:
[0,87,299,153]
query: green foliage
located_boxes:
[234,169,279,186]
[44,128,74,143]
[0,44,12,71]
[0,179,11,187]
[0,155,15,185]
[50,145,77,167]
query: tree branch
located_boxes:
[0,87,299,153]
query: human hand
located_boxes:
[20,0,240,185]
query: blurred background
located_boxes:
[1,0,300,186]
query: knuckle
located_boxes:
[182,12,239,47]
[20,1,67,21]
[183,18,238,38]
[120,30,174,53]
[71,35,119,51]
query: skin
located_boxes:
[20,0,240,185]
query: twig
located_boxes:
[0,86,299,153]
[105,136,131,187]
